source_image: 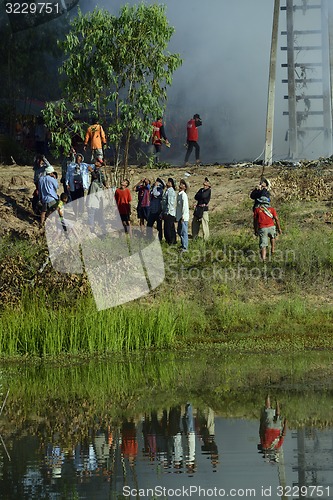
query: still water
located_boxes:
[0,352,333,499]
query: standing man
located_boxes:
[84,115,107,162]
[184,113,202,167]
[38,165,59,226]
[66,153,90,216]
[192,177,211,241]
[152,117,170,164]
[253,197,282,261]
[161,178,177,245]
[176,179,189,252]
[147,177,165,241]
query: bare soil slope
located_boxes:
[0,162,284,238]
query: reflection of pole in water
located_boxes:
[0,389,9,417]
[297,428,306,488]
[277,448,287,500]
[0,434,11,461]
[0,389,11,461]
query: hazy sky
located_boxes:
[79,0,328,163]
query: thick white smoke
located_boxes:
[79,0,329,163]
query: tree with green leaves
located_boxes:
[43,3,182,174]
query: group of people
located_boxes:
[80,112,203,167]
[32,148,211,250]
[31,109,282,260]
[151,113,203,166]
[33,151,107,233]
[114,175,212,251]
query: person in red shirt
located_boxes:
[184,113,202,166]
[259,395,287,463]
[253,197,282,261]
[152,117,170,164]
[114,179,132,236]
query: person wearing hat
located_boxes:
[184,113,202,167]
[250,178,271,211]
[192,177,211,241]
[176,179,189,251]
[253,197,282,261]
[161,178,177,245]
[38,165,59,226]
[84,115,107,162]
[147,177,165,241]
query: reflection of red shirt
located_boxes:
[121,430,138,458]
[254,207,277,229]
[261,428,284,450]
[115,188,132,215]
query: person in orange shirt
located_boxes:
[84,115,107,162]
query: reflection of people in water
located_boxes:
[142,411,159,460]
[183,403,196,473]
[168,405,183,470]
[45,443,64,478]
[197,407,219,470]
[259,395,287,462]
[121,418,138,466]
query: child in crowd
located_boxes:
[115,179,132,236]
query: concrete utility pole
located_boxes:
[286,0,298,159]
[329,0,333,119]
[322,0,333,155]
[264,0,281,165]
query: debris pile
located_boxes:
[271,168,333,201]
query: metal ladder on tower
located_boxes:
[280,0,333,159]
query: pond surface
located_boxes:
[0,351,333,499]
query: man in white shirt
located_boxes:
[176,179,189,251]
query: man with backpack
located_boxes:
[253,197,282,261]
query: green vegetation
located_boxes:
[43,4,182,169]
[0,170,333,358]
